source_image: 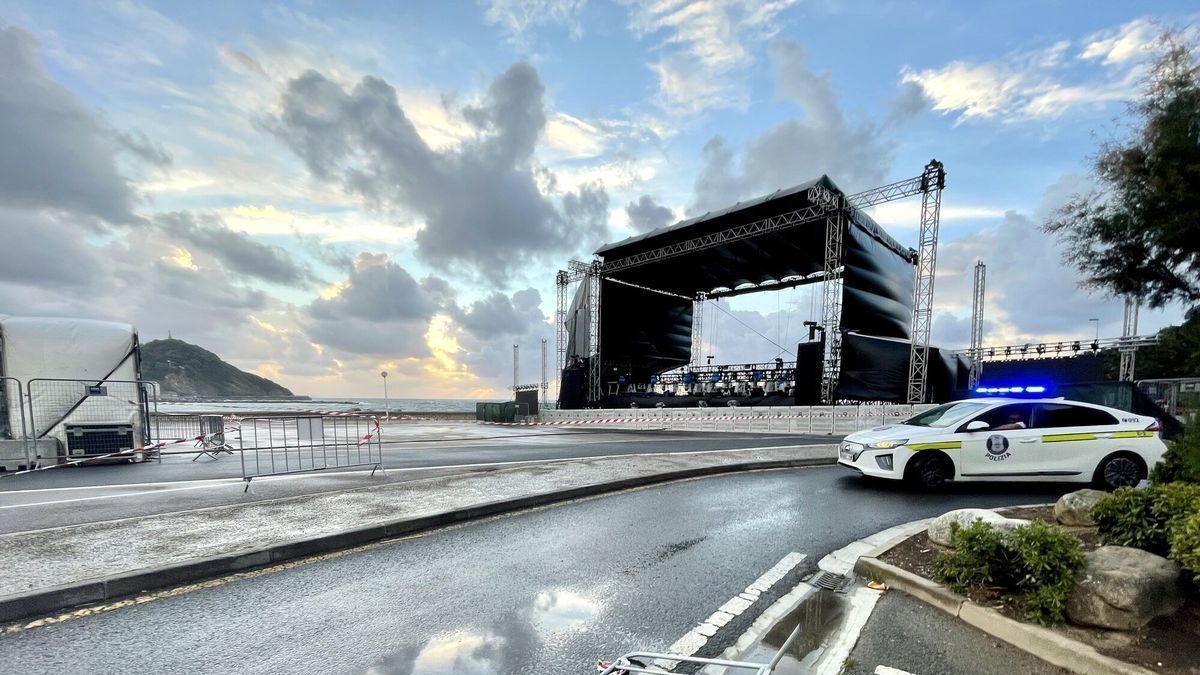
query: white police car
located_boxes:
[837,397,1166,489]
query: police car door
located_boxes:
[1030,402,1121,477]
[959,403,1042,478]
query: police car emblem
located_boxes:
[985,434,1011,461]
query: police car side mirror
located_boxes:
[964,421,990,432]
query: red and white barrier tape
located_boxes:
[0,432,228,478]
[356,418,382,447]
[299,409,430,421]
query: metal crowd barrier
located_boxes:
[25,378,159,464]
[238,415,383,489]
[0,376,30,470]
[539,404,936,434]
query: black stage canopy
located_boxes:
[596,176,914,298]
[577,176,920,384]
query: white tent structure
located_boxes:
[0,316,145,470]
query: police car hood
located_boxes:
[844,424,944,444]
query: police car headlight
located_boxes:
[867,439,908,450]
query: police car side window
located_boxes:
[1032,403,1118,428]
[971,403,1034,429]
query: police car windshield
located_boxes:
[903,402,991,428]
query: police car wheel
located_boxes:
[906,453,952,489]
[1096,453,1145,490]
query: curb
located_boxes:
[0,454,835,625]
[855,549,1156,675]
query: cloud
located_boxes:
[885,80,932,126]
[901,18,1167,124]
[156,211,315,287]
[457,288,544,338]
[268,62,611,284]
[1080,18,1159,66]
[305,253,442,357]
[483,0,588,44]
[0,26,142,223]
[623,0,800,115]
[625,195,674,232]
[689,39,894,213]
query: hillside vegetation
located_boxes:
[141,338,294,398]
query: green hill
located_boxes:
[141,338,294,398]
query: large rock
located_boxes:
[1066,546,1185,630]
[927,509,1027,547]
[1054,489,1109,527]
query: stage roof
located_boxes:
[595,176,915,297]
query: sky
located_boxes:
[0,0,1195,399]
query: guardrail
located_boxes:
[238,415,383,489]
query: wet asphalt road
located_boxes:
[1,467,1076,675]
[0,429,835,531]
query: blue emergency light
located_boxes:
[974,385,1047,395]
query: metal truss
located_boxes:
[512,344,519,393]
[600,186,839,274]
[540,339,548,404]
[655,360,797,386]
[1120,297,1140,382]
[906,160,946,404]
[820,212,845,403]
[555,270,568,400]
[691,292,707,366]
[968,261,986,390]
[514,383,540,392]
[846,174,928,208]
[957,335,1158,361]
[586,260,603,403]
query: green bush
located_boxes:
[931,520,1013,592]
[1091,483,1200,555]
[932,519,1085,625]
[1091,487,1165,553]
[1150,414,1200,484]
[1168,511,1200,584]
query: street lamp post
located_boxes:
[380,371,389,421]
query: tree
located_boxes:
[1045,35,1200,309]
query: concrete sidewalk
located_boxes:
[0,443,836,623]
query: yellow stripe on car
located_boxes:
[1042,433,1097,443]
[907,441,962,451]
[1109,430,1154,439]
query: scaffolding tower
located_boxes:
[906,160,946,403]
[968,261,986,390]
[1120,297,1140,382]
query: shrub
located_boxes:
[931,520,1013,592]
[1169,510,1200,584]
[1150,414,1200,484]
[932,519,1085,625]
[1091,483,1200,555]
[1005,520,1086,624]
[1091,487,1165,553]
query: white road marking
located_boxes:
[655,552,807,670]
[874,666,915,675]
[813,583,885,675]
[0,444,827,509]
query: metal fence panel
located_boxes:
[0,376,30,470]
[25,378,157,462]
[238,415,383,488]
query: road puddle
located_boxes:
[366,589,598,674]
[739,588,847,674]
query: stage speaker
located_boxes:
[794,340,824,405]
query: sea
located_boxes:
[156,397,493,414]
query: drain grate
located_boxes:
[807,571,853,593]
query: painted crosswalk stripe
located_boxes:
[654,552,807,670]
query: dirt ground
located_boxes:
[879,505,1200,674]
